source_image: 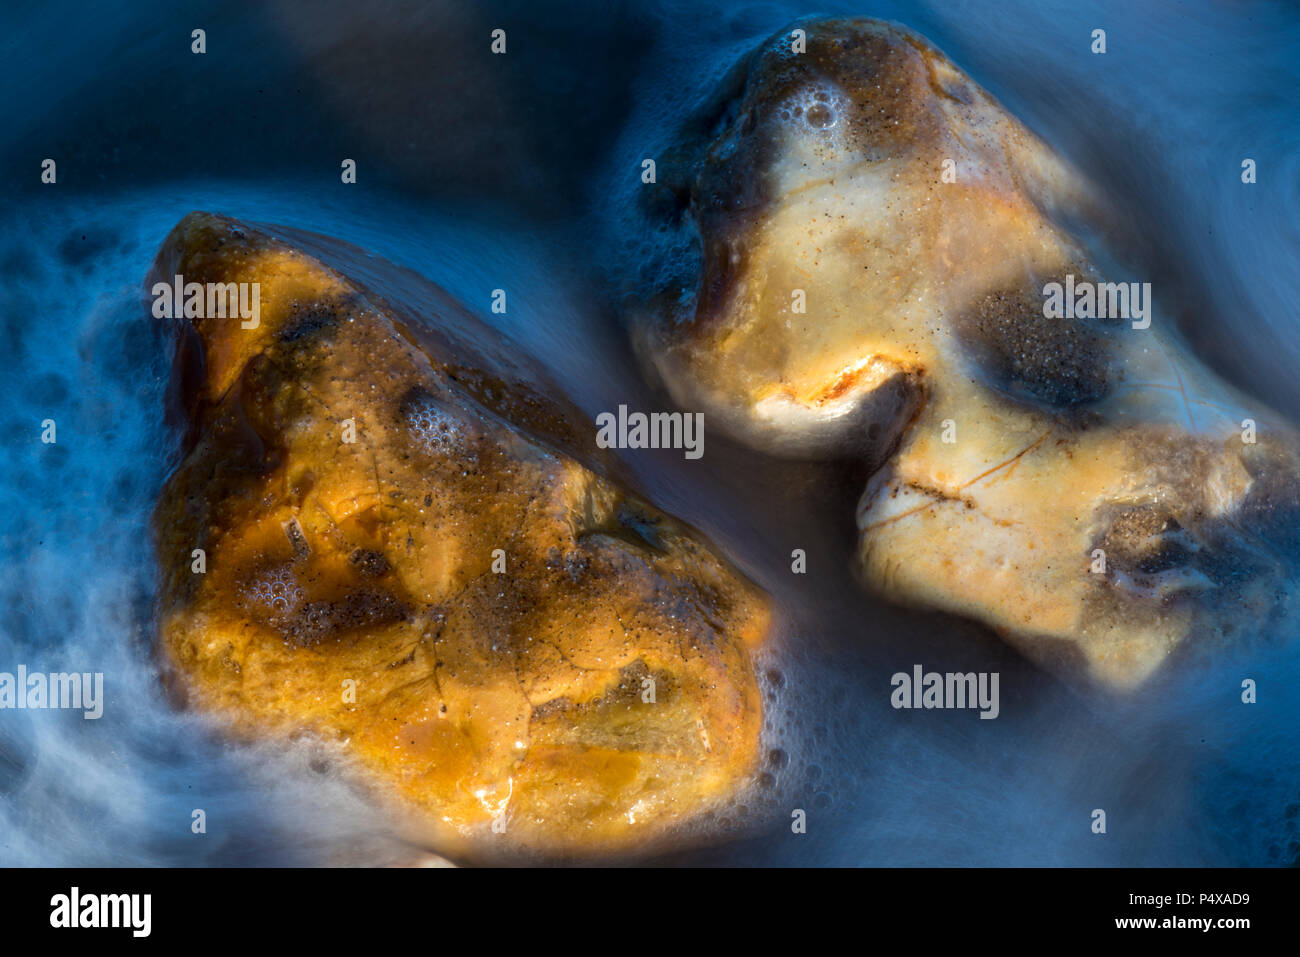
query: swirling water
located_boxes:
[0,0,1297,865]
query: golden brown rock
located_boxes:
[626,17,1300,689]
[150,212,768,856]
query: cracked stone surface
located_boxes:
[150,212,769,856]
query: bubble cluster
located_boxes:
[244,566,304,614]
[775,83,850,134]
[406,396,474,458]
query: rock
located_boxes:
[623,17,1300,689]
[149,212,769,856]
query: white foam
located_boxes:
[244,565,305,614]
[405,397,476,457]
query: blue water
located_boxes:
[0,0,1297,865]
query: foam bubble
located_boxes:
[244,565,305,614]
[777,83,848,133]
[406,396,476,458]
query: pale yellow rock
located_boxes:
[627,17,1300,689]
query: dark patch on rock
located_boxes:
[278,301,340,343]
[349,548,390,577]
[956,282,1117,409]
[281,589,408,647]
[1095,505,1192,575]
